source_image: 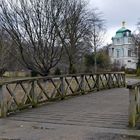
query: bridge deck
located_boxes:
[0,88,140,140]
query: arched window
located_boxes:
[117,50,120,58]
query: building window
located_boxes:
[117,50,119,58]
[126,32,130,36]
[117,38,120,44]
[128,50,131,57]
[122,48,124,57]
[128,38,132,43]
[123,32,126,37]
[112,48,114,56]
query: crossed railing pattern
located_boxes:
[0,72,125,117]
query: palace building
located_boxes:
[108,22,138,70]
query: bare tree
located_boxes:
[0,28,12,76]
[55,0,105,74]
[54,0,92,74]
[132,21,140,69]
[88,10,105,73]
[0,0,105,75]
[0,0,64,76]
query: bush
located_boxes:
[120,66,125,71]
[69,66,77,74]
[54,67,61,75]
[0,68,6,77]
[125,68,136,74]
[137,68,140,76]
[31,71,38,77]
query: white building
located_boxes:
[108,22,138,70]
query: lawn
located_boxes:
[126,74,140,79]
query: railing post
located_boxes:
[137,86,140,114]
[0,85,7,117]
[117,74,120,87]
[122,73,126,87]
[96,74,100,91]
[31,81,37,108]
[60,77,65,99]
[128,87,137,127]
[80,74,85,94]
[108,74,112,88]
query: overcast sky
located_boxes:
[89,0,140,44]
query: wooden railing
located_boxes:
[0,72,125,117]
[127,81,140,127]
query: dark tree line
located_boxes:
[0,0,105,76]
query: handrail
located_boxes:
[0,72,125,117]
[0,72,125,85]
[127,81,140,127]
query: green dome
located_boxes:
[116,27,131,33]
[114,27,131,38]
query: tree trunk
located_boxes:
[69,62,76,74]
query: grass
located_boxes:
[126,74,140,79]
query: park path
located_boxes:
[0,87,140,140]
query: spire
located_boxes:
[122,21,125,27]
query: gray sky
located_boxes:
[89,0,140,44]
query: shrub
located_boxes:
[120,66,125,71]
[137,68,140,76]
[31,71,38,77]
[54,67,61,75]
[69,66,77,74]
[0,68,6,77]
[125,68,136,74]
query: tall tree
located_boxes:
[0,28,12,76]
[132,21,140,68]
[88,10,105,73]
[0,0,105,75]
[55,0,93,74]
[0,0,64,76]
[55,0,105,73]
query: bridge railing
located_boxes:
[127,81,140,127]
[0,72,125,117]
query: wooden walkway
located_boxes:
[0,88,140,140]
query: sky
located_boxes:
[89,0,140,44]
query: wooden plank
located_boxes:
[7,88,129,131]
[0,85,7,117]
[128,87,137,127]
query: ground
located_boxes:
[0,87,140,140]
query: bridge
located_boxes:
[0,72,140,140]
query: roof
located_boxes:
[116,27,131,33]
[114,27,131,38]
